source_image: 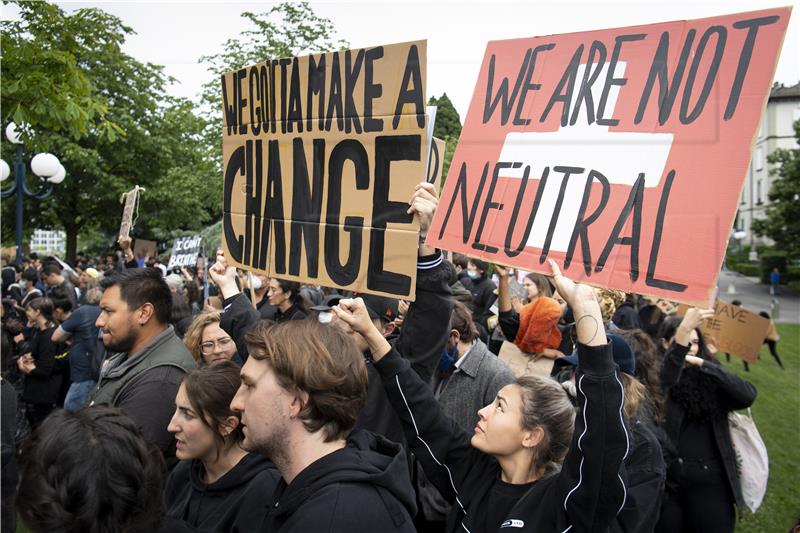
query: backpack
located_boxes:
[729,409,769,513]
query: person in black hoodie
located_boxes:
[165,361,279,532]
[465,258,496,331]
[230,318,417,532]
[655,311,756,533]
[333,259,630,533]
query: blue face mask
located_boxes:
[467,270,479,280]
[437,342,459,372]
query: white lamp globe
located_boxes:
[5,122,24,144]
[0,160,9,181]
[31,153,60,177]
[47,164,66,184]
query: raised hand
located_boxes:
[208,249,240,299]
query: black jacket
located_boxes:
[467,275,496,329]
[354,252,453,445]
[165,452,280,533]
[660,343,756,518]
[375,342,629,533]
[611,303,642,331]
[261,430,417,532]
[22,325,65,405]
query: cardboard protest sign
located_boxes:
[167,235,202,270]
[426,137,447,192]
[427,9,791,306]
[499,341,555,378]
[677,300,769,362]
[118,186,145,241]
[133,239,157,260]
[221,41,428,300]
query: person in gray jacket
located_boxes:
[90,268,195,463]
[419,300,515,527]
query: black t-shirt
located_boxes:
[483,477,537,532]
[678,417,720,462]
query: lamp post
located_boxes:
[1,122,67,263]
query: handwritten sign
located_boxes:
[167,235,202,270]
[221,41,428,300]
[427,9,790,306]
[498,341,555,378]
[677,300,770,362]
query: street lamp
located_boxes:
[1,122,67,263]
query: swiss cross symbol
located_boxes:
[498,62,674,252]
[427,9,790,305]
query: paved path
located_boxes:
[717,269,799,324]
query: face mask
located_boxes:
[437,340,459,372]
[251,276,263,291]
[467,270,479,280]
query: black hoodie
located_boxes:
[261,430,417,532]
[164,452,280,532]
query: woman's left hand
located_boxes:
[685,355,705,367]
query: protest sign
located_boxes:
[221,41,428,300]
[133,239,157,260]
[498,341,555,378]
[118,186,145,241]
[677,300,769,362]
[426,137,447,192]
[427,8,791,306]
[167,235,202,270]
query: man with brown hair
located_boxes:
[230,318,416,532]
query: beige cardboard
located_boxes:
[426,137,447,192]
[498,341,555,378]
[133,239,157,260]
[221,41,428,300]
[676,300,770,363]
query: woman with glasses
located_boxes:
[183,311,242,367]
[655,310,756,533]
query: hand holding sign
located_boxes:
[674,306,715,349]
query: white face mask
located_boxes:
[251,276,263,291]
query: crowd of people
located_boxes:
[0,181,771,533]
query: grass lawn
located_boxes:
[723,323,800,533]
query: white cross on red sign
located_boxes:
[427,8,791,305]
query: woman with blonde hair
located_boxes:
[183,311,242,366]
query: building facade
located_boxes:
[736,82,800,252]
[30,229,66,255]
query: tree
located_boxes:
[753,119,800,261]
[198,2,347,172]
[1,2,217,261]
[428,93,463,179]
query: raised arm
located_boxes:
[659,307,715,391]
[547,260,630,532]
[333,297,482,503]
[210,251,260,361]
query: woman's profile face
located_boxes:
[523,278,539,300]
[167,384,217,463]
[471,384,527,457]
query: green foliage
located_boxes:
[727,324,800,533]
[753,119,800,262]
[1,2,217,261]
[1,1,123,141]
[759,250,788,284]
[198,2,347,172]
[428,93,463,180]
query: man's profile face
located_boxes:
[96,285,139,353]
[230,355,291,459]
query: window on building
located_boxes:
[756,179,762,205]
[755,148,764,171]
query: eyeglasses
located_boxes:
[200,337,234,355]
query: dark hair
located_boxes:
[27,297,55,324]
[452,253,470,270]
[450,300,479,343]
[181,361,244,460]
[244,319,367,442]
[22,268,39,284]
[616,329,665,423]
[50,294,74,315]
[469,259,489,276]
[657,316,714,362]
[16,407,165,533]
[276,278,307,311]
[170,293,192,327]
[100,268,172,324]
[41,263,63,277]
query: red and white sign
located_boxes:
[428,8,791,305]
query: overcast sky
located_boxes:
[3,0,799,119]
